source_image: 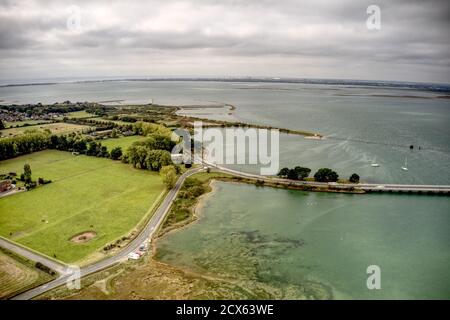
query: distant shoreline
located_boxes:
[1,77,449,93]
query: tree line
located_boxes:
[0,121,173,161]
[278,166,360,183]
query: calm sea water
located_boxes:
[156,182,450,299]
[1,80,449,184]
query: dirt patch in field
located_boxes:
[70,231,97,243]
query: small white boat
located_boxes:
[371,156,379,167]
[401,156,408,171]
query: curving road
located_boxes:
[9,167,204,300]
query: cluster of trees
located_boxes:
[86,141,110,157]
[277,166,311,180]
[0,102,85,115]
[278,166,360,183]
[132,121,172,137]
[0,130,121,161]
[313,168,339,182]
[0,131,50,160]
[124,146,172,171]
[109,115,158,124]
[123,134,175,171]
[17,164,51,190]
[50,133,112,158]
[0,121,172,162]
[117,116,137,123]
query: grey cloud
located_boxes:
[0,0,449,83]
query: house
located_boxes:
[122,130,134,136]
[0,180,12,193]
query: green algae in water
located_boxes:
[156,182,450,299]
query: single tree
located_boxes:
[294,166,311,180]
[287,169,298,180]
[277,167,290,177]
[110,128,118,138]
[160,165,177,189]
[314,168,339,182]
[349,173,360,183]
[23,164,32,184]
[0,119,5,130]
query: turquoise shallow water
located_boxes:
[156,182,450,299]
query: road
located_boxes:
[204,162,450,194]
[9,167,203,300]
[0,237,68,275]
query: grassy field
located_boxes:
[100,135,147,152]
[0,248,53,299]
[4,119,52,128]
[0,150,165,263]
[65,110,96,119]
[0,122,92,138]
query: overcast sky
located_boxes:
[0,0,449,83]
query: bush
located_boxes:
[349,173,360,183]
[35,262,56,276]
[110,146,123,160]
[25,181,37,190]
[314,168,339,182]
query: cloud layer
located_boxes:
[0,0,449,83]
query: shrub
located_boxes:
[349,173,360,183]
[35,262,56,276]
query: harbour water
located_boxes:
[156,182,450,299]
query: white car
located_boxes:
[128,252,140,260]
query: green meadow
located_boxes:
[100,135,147,152]
[0,150,165,263]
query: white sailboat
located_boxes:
[401,156,408,171]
